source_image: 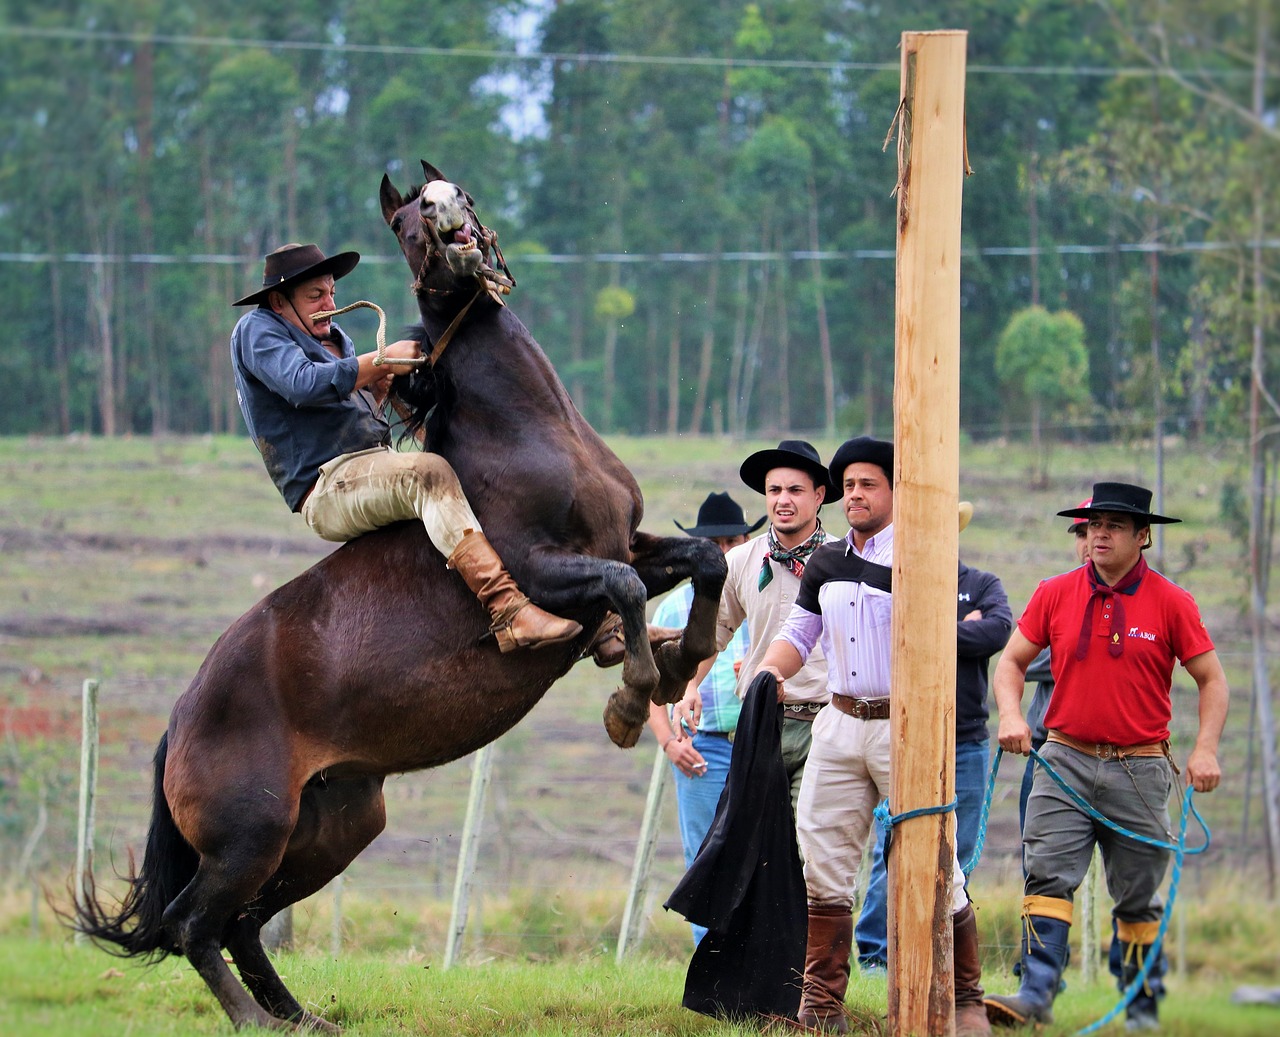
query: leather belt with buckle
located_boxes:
[830,694,891,720]
[782,702,824,723]
[1047,730,1169,763]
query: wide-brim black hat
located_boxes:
[828,436,894,490]
[1057,482,1180,524]
[233,243,361,306]
[675,491,766,538]
[739,440,836,499]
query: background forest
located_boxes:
[0,0,1275,446]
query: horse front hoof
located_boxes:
[294,1011,342,1033]
[602,691,644,749]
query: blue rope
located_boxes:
[873,794,957,862]
[970,746,1210,1037]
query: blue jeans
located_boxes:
[854,737,988,968]
[671,731,734,944]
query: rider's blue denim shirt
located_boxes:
[231,307,389,511]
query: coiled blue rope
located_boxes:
[965,745,1211,1036]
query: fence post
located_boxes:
[74,678,100,945]
[331,874,344,958]
[444,743,494,969]
[617,744,672,962]
[1079,847,1100,985]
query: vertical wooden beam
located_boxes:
[889,29,968,1037]
[617,744,672,962]
[444,743,494,969]
[74,678,100,945]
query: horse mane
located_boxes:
[390,322,435,447]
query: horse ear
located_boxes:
[420,160,447,183]
[379,174,404,226]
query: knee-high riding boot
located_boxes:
[797,902,853,1033]
[985,896,1073,1027]
[953,903,991,1036]
[447,531,582,652]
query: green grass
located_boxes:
[3,933,1279,1036]
[0,432,1274,1032]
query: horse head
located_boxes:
[379,161,512,304]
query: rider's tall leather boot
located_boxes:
[953,903,992,1037]
[796,901,852,1033]
[1115,919,1164,1031]
[984,896,1072,1027]
[447,530,582,652]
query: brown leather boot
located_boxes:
[447,531,582,652]
[953,904,991,1037]
[796,902,852,1033]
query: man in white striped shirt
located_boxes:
[757,436,989,1036]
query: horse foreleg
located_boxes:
[522,555,657,748]
[628,532,728,705]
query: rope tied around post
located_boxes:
[873,794,958,866]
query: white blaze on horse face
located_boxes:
[422,180,468,236]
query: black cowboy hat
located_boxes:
[675,492,766,538]
[828,436,894,489]
[233,243,361,307]
[739,440,836,498]
[1057,482,1180,525]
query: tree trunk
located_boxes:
[807,173,837,437]
[688,255,721,434]
[135,39,167,435]
[775,262,790,436]
[665,289,683,437]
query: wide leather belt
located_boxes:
[782,702,825,723]
[829,694,891,720]
[1047,729,1169,763]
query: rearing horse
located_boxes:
[71,161,726,1031]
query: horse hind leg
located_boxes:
[226,775,387,1033]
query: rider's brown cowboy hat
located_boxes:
[1057,482,1180,525]
[233,243,361,307]
[739,440,836,499]
[675,492,766,538]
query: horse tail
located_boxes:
[71,732,197,959]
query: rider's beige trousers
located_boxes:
[300,446,480,557]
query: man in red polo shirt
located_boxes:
[984,483,1228,1031]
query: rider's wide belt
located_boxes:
[829,694,891,721]
[1047,729,1171,764]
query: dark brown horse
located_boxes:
[72,161,726,1031]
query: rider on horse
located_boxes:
[231,242,581,652]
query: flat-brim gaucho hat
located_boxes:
[675,492,766,538]
[233,243,361,307]
[1057,482,1180,525]
[828,436,894,490]
[739,440,836,499]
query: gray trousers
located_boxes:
[1023,740,1174,924]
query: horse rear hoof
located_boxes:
[602,692,644,749]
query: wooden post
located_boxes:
[74,678,100,944]
[889,30,967,1037]
[617,744,672,962]
[444,743,494,969]
[1080,848,1100,985]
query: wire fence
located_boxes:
[2,665,1274,965]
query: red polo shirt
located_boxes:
[1018,564,1214,745]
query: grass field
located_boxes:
[0,432,1275,1033]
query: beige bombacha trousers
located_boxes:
[300,445,479,553]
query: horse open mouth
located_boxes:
[444,222,483,277]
